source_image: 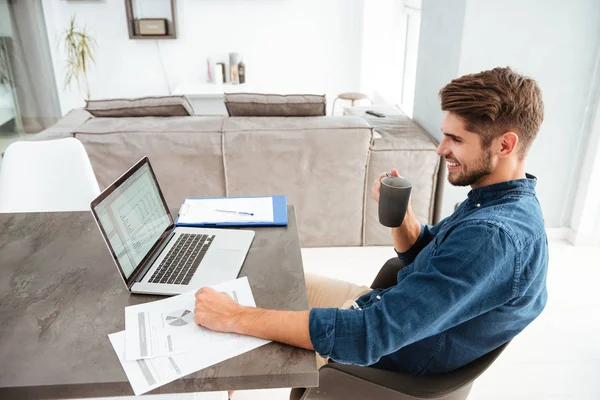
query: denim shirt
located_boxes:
[309,175,548,375]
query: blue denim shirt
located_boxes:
[309,175,548,375]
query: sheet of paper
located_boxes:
[125,277,260,360]
[178,197,274,224]
[109,330,269,396]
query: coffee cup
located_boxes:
[378,176,412,227]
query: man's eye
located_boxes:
[452,137,461,143]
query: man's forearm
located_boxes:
[392,212,421,253]
[233,308,314,350]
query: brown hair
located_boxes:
[439,67,544,158]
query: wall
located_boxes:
[42,0,365,115]
[413,0,600,227]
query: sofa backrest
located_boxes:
[223,117,372,246]
[68,114,372,247]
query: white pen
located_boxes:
[215,209,254,216]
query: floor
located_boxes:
[80,240,600,400]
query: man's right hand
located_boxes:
[371,169,400,203]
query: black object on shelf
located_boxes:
[125,0,177,40]
[238,60,245,84]
[365,110,386,118]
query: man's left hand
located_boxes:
[194,287,241,333]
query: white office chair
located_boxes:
[0,137,100,213]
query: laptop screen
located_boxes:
[93,161,171,279]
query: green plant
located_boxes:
[60,15,96,100]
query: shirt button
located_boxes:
[376,295,381,300]
[476,203,481,207]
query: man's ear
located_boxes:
[498,132,519,158]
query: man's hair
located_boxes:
[439,67,544,158]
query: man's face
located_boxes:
[437,112,496,188]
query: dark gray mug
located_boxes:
[378,176,412,227]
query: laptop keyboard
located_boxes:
[148,233,215,285]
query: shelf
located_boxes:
[124,0,177,40]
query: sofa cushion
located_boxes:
[224,93,326,117]
[85,96,194,117]
[73,116,224,134]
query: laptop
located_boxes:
[90,157,255,296]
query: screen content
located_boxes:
[94,163,170,278]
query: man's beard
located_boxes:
[448,147,495,187]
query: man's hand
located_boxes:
[194,286,313,350]
[194,287,241,333]
[371,168,401,203]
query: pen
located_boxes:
[215,209,254,216]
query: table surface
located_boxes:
[0,206,317,399]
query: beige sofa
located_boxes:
[34,109,440,247]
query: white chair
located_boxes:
[0,137,100,213]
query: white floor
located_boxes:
[91,240,600,400]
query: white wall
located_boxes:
[411,0,467,219]
[459,0,600,228]
[42,0,365,115]
[414,0,600,227]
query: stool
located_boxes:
[332,92,372,115]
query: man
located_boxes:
[194,67,548,378]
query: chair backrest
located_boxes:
[0,138,100,212]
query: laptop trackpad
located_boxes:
[202,249,244,269]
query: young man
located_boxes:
[194,67,548,377]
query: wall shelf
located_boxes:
[124,0,177,40]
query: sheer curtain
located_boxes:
[2,0,60,135]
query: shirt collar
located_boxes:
[467,173,537,203]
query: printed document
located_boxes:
[178,197,274,224]
[109,329,269,396]
[125,277,260,360]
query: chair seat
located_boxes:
[337,92,370,101]
[300,342,510,400]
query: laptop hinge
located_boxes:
[133,227,177,284]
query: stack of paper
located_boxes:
[109,277,270,396]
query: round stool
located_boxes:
[332,92,372,115]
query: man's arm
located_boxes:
[391,207,421,252]
[194,287,313,350]
[310,222,517,366]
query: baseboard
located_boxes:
[545,228,572,241]
[566,228,599,247]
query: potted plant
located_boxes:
[60,15,96,100]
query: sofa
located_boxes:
[33,107,441,248]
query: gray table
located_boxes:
[0,206,317,399]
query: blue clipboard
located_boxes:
[175,195,288,227]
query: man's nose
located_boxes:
[436,141,448,157]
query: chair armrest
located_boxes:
[370,257,408,289]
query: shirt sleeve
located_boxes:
[396,217,448,264]
[309,222,517,366]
